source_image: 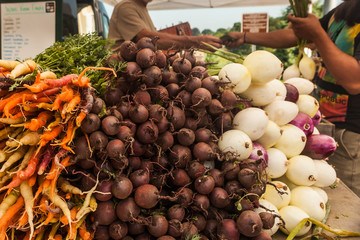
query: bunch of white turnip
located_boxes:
[217,50,337,237]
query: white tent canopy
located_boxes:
[101,0,293,9]
[147,0,290,10]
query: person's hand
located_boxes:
[196,35,223,50]
[287,13,324,42]
[221,32,244,48]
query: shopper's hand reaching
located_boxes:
[221,32,245,48]
[287,13,325,43]
[196,35,223,50]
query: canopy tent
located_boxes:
[100,0,293,9]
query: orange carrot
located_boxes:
[54,234,62,240]
[36,124,63,155]
[43,211,55,225]
[3,96,23,118]
[28,173,37,187]
[10,111,37,120]
[65,92,81,113]
[79,221,91,240]
[25,111,53,131]
[23,81,51,93]
[0,196,24,228]
[75,66,116,87]
[0,175,23,193]
[76,112,87,127]
[17,211,29,228]
[53,118,76,147]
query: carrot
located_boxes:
[0,126,15,141]
[25,111,53,131]
[17,146,35,172]
[6,131,41,149]
[78,220,91,240]
[7,59,37,79]
[75,66,117,87]
[36,102,53,111]
[0,189,19,219]
[17,148,43,180]
[0,117,25,125]
[43,187,72,234]
[76,176,99,220]
[0,145,28,172]
[10,111,37,120]
[28,173,37,187]
[0,195,24,229]
[39,71,57,80]
[65,92,81,113]
[53,118,76,148]
[20,180,35,240]
[17,209,29,229]
[54,234,62,240]
[58,177,82,195]
[48,222,60,240]
[44,74,78,87]
[52,85,74,111]
[0,60,20,70]
[37,145,54,175]
[36,124,63,155]
[24,81,51,93]
[0,174,23,193]
[2,95,23,118]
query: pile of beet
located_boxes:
[65,37,275,240]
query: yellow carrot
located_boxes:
[20,180,34,240]
[7,59,37,79]
[0,60,20,70]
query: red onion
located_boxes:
[289,112,314,136]
[312,110,322,126]
[301,134,337,159]
[249,142,268,168]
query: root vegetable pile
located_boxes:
[0,33,345,240]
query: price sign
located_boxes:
[242,13,269,33]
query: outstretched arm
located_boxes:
[223,28,298,49]
[135,29,223,51]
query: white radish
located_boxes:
[282,64,301,81]
[269,79,287,101]
[284,77,315,95]
[256,120,282,149]
[265,148,288,179]
[274,124,307,158]
[313,160,337,187]
[286,155,318,186]
[218,129,253,160]
[312,127,320,134]
[299,54,316,80]
[279,205,312,236]
[274,174,298,190]
[232,108,269,141]
[243,50,283,85]
[290,186,326,221]
[264,100,299,126]
[311,186,329,203]
[218,63,251,94]
[254,199,281,236]
[296,94,320,118]
[262,180,291,209]
[240,82,277,106]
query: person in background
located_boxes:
[108,0,222,51]
[223,0,360,196]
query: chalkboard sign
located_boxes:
[0,0,62,60]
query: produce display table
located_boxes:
[273,180,360,239]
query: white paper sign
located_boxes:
[1,1,56,60]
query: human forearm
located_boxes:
[313,31,360,95]
[245,29,298,48]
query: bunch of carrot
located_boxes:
[0,59,116,239]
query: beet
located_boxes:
[166,104,186,130]
[74,136,91,160]
[191,88,212,108]
[193,142,217,162]
[162,68,178,85]
[106,139,125,159]
[187,161,206,179]
[111,175,133,200]
[116,197,140,222]
[172,57,192,75]
[130,168,150,188]
[201,76,220,96]
[147,215,168,237]
[134,184,160,209]
[158,236,176,240]
[136,120,159,144]
[194,175,215,195]
[129,104,149,124]
[259,212,275,229]
[142,66,162,86]
[102,115,121,136]
[128,222,146,235]
[104,87,123,106]
[208,169,225,187]
[94,179,113,202]
[81,113,101,134]
[193,213,207,232]
[89,131,108,150]
[91,97,105,114]
[238,168,257,189]
[136,37,156,51]
[168,219,182,238]
[217,219,240,240]
[166,83,180,98]
[156,131,174,150]
[155,50,167,68]
[172,168,191,187]
[93,200,117,225]
[176,128,195,146]
[119,40,137,59]
[133,89,151,105]
[209,187,230,208]
[150,85,169,102]
[136,48,156,69]
[169,145,192,168]
[109,220,128,240]
[236,210,263,237]
[123,61,142,82]
[94,225,110,240]
[167,204,186,221]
